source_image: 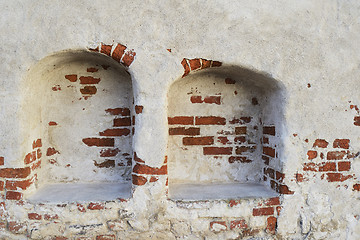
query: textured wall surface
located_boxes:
[0,0,359,239]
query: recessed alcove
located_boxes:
[22,50,133,202]
[167,66,285,200]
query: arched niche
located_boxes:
[21,50,133,202]
[167,65,286,200]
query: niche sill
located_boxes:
[169,182,278,201]
[27,182,131,203]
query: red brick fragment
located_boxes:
[263,147,275,158]
[44,214,59,220]
[47,147,59,156]
[183,136,214,145]
[134,152,145,163]
[230,219,247,230]
[52,85,61,91]
[353,183,360,191]
[100,128,130,136]
[181,58,190,77]
[0,181,3,191]
[211,61,222,67]
[122,50,136,67]
[333,139,350,149]
[307,150,317,160]
[313,139,329,148]
[354,116,360,126]
[6,177,35,190]
[338,161,351,171]
[79,76,100,84]
[195,116,226,125]
[113,118,131,127]
[105,108,130,116]
[225,78,235,84]
[87,67,98,73]
[169,127,200,136]
[229,156,251,163]
[133,163,167,175]
[190,96,202,103]
[32,139,42,149]
[6,191,22,200]
[203,147,232,155]
[100,44,112,56]
[229,117,252,124]
[327,151,346,160]
[65,74,77,82]
[77,203,86,212]
[82,138,114,147]
[326,173,353,182]
[236,146,255,154]
[234,136,246,143]
[189,59,201,71]
[253,207,274,216]
[266,216,277,234]
[31,160,41,171]
[210,221,227,232]
[49,121,57,126]
[135,105,143,114]
[263,126,275,136]
[264,168,275,179]
[265,197,280,206]
[88,202,104,210]
[275,171,285,182]
[100,148,120,157]
[149,176,159,182]
[0,167,30,178]
[24,151,37,164]
[218,137,230,144]
[0,157,3,166]
[132,174,147,185]
[28,213,42,220]
[168,116,194,125]
[278,185,294,194]
[8,221,26,234]
[235,126,247,135]
[203,96,221,104]
[201,59,211,69]
[112,44,127,62]
[94,160,115,168]
[80,86,97,95]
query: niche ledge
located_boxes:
[27,182,131,203]
[169,182,278,201]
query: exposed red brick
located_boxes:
[49,121,57,126]
[6,176,35,190]
[100,44,112,56]
[134,152,145,163]
[32,139,42,149]
[149,176,159,182]
[229,156,251,163]
[122,50,136,67]
[235,126,247,135]
[264,197,280,206]
[230,219,247,230]
[264,168,275,179]
[304,162,336,172]
[195,116,226,125]
[79,76,101,84]
[113,118,131,127]
[24,151,37,164]
[275,171,284,183]
[211,61,222,67]
[338,161,351,171]
[52,85,61,91]
[263,126,275,136]
[94,160,115,168]
[82,138,114,147]
[326,173,353,182]
[105,108,130,116]
[201,59,211,69]
[47,147,59,156]
[225,78,236,84]
[262,155,270,165]
[87,67,98,73]
[313,139,329,148]
[132,174,147,185]
[44,214,59,220]
[203,147,232,155]
[112,44,127,62]
[100,128,130,137]
[88,202,104,210]
[0,157,3,166]
[203,96,221,105]
[210,221,227,232]
[6,191,22,200]
[89,46,99,52]
[183,136,214,145]
[234,136,246,144]
[37,149,42,159]
[135,105,143,114]
[65,74,77,82]
[28,213,42,220]
[266,216,277,234]
[80,86,97,95]
[100,148,120,157]
[0,167,30,178]
[295,173,306,182]
[333,139,350,149]
[253,207,274,216]
[168,116,194,125]
[31,160,41,171]
[229,117,252,124]
[236,146,255,154]
[96,235,115,240]
[8,221,26,234]
[263,147,275,158]
[270,180,279,191]
[167,49,172,52]
[181,58,190,77]
[353,184,360,191]
[307,150,317,160]
[169,127,200,136]
[353,116,360,126]
[327,151,346,160]
[188,59,201,71]
[190,96,202,103]
[133,163,167,175]
[77,203,86,212]
[278,185,294,194]
[218,137,230,144]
